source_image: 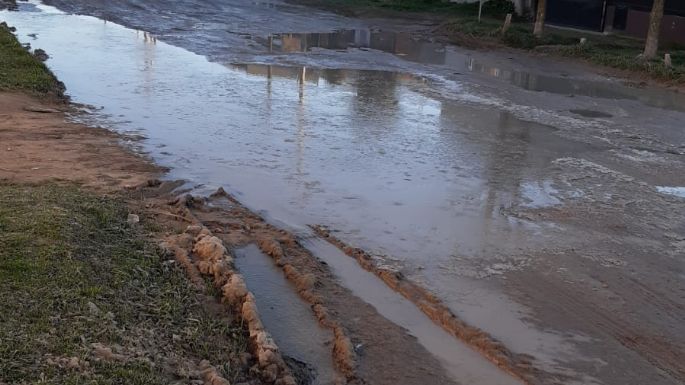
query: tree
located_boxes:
[533,0,546,37]
[643,0,665,59]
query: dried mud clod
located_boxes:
[199,360,231,385]
[311,225,542,384]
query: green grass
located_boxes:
[0,22,64,95]
[0,183,251,384]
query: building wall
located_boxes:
[448,0,532,16]
[625,9,685,45]
[546,0,607,31]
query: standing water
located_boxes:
[1,1,631,383]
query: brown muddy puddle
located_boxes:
[300,236,521,385]
[234,244,339,385]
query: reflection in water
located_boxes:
[257,29,448,65]
[1,2,608,270]
[466,57,685,111]
[231,63,420,87]
[254,29,685,111]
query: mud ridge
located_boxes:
[169,188,472,385]
[160,197,298,385]
[310,225,544,385]
[206,188,358,383]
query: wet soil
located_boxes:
[189,193,467,385]
[234,244,340,385]
[0,92,160,190]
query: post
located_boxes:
[502,13,512,33]
[665,53,673,68]
[478,0,484,23]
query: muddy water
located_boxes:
[300,237,520,385]
[2,1,575,263]
[0,0,604,376]
[4,1,685,384]
[234,244,338,385]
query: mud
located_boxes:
[162,221,298,385]
[234,244,340,385]
[0,92,160,190]
[182,191,475,385]
[310,226,541,383]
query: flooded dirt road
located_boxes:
[2,1,684,384]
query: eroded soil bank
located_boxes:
[0,93,158,190]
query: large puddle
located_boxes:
[1,1,583,264]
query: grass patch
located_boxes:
[0,22,64,95]
[0,183,251,384]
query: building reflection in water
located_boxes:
[258,29,448,65]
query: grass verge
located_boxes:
[0,22,64,95]
[0,183,251,384]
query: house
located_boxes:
[544,0,685,45]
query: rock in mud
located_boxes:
[199,360,231,385]
[127,213,140,225]
[33,48,49,62]
[193,235,227,262]
[223,274,249,304]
